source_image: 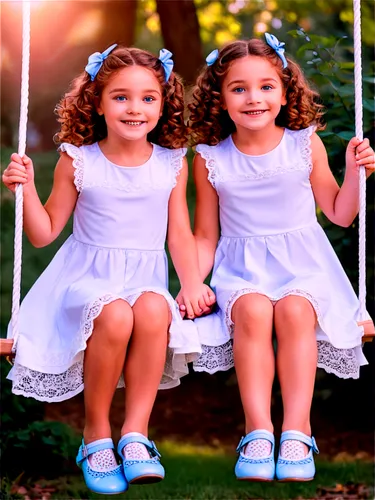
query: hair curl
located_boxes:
[54,46,188,149]
[188,38,325,146]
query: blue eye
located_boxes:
[233,87,245,93]
[144,96,155,103]
[115,95,127,102]
[262,85,273,91]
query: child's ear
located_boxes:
[95,97,103,116]
[281,92,287,106]
[221,97,227,110]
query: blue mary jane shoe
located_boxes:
[117,433,165,485]
[76,438,128,495]
[235,429,275,482]
[276,430,319,482]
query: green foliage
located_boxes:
[0,363,80,481]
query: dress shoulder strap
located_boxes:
[297,125,316,172]
[58,143,84,192]
[170,147,187,187]
[152,145,187,188]
[285,126,316,173]
[196,143,220,188]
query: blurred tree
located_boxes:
[157,0,204,83]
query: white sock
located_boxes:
[88,448,118,471]
[243,439,272,458]
[280,439,308,460]
[122,432,150,461]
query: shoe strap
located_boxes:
[76,438,114,465]
[236,429,274,453]
[117,434,161,460]
[280,431,319,454]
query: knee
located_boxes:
[232,293,273,334]
[95,299,133,344]
[275,296,316,331]
[133,292,170,327]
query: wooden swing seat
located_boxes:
[1,320,374,359]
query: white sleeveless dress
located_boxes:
[193,127,368,379]
[7,142,202,402]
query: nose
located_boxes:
[246,90,261,104]
[126,101,141,115]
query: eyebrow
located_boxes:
[108,88,161,95]
[227,77,279,87]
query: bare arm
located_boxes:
[168,157,214,317]
[2,152,78,247]
[310,134,374,227]
[193,152,220,279]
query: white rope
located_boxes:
[353,0,367,319]
[11,1,31,352]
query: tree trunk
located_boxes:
[156,0,203,84]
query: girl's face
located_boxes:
[222,55,287,133]
[97,65,163,142]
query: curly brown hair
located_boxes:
[54,45,188,149]
[188,38,325,146]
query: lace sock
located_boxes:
[88,448,118,471]
[243,439,272,458]
[280,439,308,460]
[122,432,150,461]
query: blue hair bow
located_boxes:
[206,49,219,66]
[85,43,118,81]
[159,49,174,81]
[265,33,288,69]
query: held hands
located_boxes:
[176,283,216,319]
[2,153,35,193]
[346,138,375,178]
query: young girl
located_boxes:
[2,44,214,495]
[181,34,375,482]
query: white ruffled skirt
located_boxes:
[7,235,201,402]
[193,224,368,379]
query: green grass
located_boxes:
[14,442,371,500]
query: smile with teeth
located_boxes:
[121,120,145,126]
[243,110,266,115]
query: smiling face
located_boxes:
[97,65,163,142]
[222,55,287,134]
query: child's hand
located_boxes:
[2,153,35,193]
[176,284,216,319]
[346,138,375,178]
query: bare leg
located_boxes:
[274,295,317,455]
[121,292,170,436]
[232,293,275,434]
[83,299,133,444]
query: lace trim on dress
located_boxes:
[82,293,121,339]
[196,146,217,188]
[59,143,84,192]
[197,147,310,185]
[171,148,187,187]
[193,340,234,374]
[215,163,309,183]
[316,340,360,379]
[11,293,121,402]
[11,360,84,402]
[299,126,315,173]
[192,287,360,379]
